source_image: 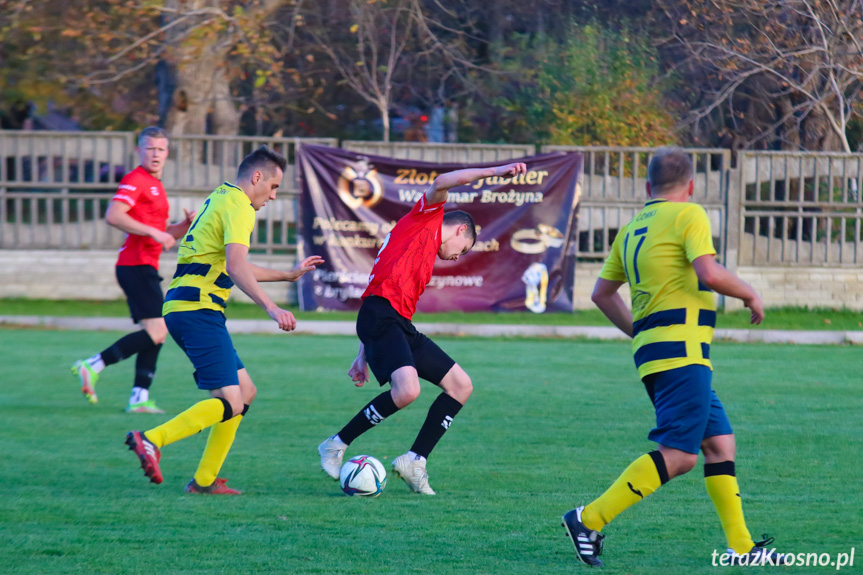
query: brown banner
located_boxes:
[297,145,582,313]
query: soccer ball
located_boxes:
[339,455,387,497]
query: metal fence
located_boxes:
[2,131,862,267]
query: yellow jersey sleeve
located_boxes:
[681,205,716,262]
[599,224,629,283]
[224,201,255,247]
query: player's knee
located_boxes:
[451,372,473,403]
[244,382,257,405]
[678,453,698,475]
[144,323,168,344]
[391,382,420,408]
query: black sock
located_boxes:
[410,393,463,459]
[100,330,154,366]
[133,343,162,389]
[337,391,399,445]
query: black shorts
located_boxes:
[116,265,164,323]
[357,295,455,386]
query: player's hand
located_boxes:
[152,230,176,250]
[494,162,527,178]
[183,208,197,228]
[268,307,297,332]
[744,294,764,325]
[348,356,369,387]
[288,255,325,281]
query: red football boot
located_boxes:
[185,477,242,495]
[125,431,163,484]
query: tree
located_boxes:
[301,0,427,142]
[492,23,676,146]
[0,1,287,136]
[661,0,863,152]
[0,0,154,129]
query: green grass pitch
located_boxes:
[1,328,860,574]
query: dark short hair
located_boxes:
[443,210,477,245]
[648,148,693,194]
[138,127,169,147]
[237,145,288,180]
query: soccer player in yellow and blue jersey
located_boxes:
[124,145,323,494]
[561,148,784,567]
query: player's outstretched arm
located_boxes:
[285,255,325,281]
[591,278,634,337]
[425,162,527,204]
[692,255,764,324]
[249,256,325,283]
[348,342,369,387]
[226,243,297,331]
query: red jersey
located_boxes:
[362,196,445,320]
[112,166,169,269]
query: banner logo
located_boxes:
[510,224,565,254]
[337,158,383,208]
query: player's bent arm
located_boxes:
[425,162,527,204]
[226,243,297,331]
[692,255,764,324]
[226,244,280,309]
[106,201,172,246]
[166,209,196,239]
[591,278,634,338]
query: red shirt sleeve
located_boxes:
[112,169,146,207]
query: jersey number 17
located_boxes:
[623,226,648,285]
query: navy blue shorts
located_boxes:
[642,365,733,455]
[165,309,244,390]
[356,296,455,386]
[116,265,164,323]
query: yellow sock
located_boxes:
[581,451,667,532]
[705,461,753,554]
[145,398,226,449]
[193,414,243,487]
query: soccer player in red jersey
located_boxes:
[71,127,195,413]
[319,161,527,494]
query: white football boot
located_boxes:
[392,453,436,495]
[318,435,347,480]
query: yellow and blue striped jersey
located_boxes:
[163,182,255,314]
[599,199,717,378]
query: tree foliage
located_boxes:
[1,0,862,151]
[660,0,863,151]
[493,24,676,146]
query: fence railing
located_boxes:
[2,131,862,267]
[542,146,730,261]
[0,132,336,255]
[734,151,863,266]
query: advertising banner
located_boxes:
[297,144,582,313]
